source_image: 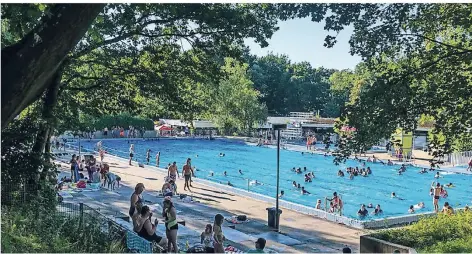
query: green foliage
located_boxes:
[1,202,124,253]
[373,211,472,253]
[247,53,339,117]
[210,58,268,135]
[1,116,58,187]
[91,113,154,130]
[297,4,472,164]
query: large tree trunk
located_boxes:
[1,4,104,129]
[33,71,62,154]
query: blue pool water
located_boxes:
[76,138,471,220]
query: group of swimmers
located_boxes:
[338,166,372,179]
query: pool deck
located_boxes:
[55,150,365,253]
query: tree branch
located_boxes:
[65,80,106,91]
[396,33,472,52]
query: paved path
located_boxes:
[55,150,365,253]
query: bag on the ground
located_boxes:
[237,215,247,221]
[187,244,206,253]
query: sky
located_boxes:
[244,17,362,70]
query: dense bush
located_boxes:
[92,113,154,130]
[373,211,472,253]
[1,202,124,253]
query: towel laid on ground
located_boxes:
[224,245,243,253]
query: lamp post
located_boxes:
[272,123,286,233]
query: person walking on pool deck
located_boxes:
[168,162,178,182]
[182,159,194,192]
[155,151,160,167]
[213,214,225,253]
[129,144,135,166]
[163,197,178,253]
[186,158,194,187]
[129,183,145,218]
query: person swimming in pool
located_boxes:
[291,167,296,172]
[408,205,415,214]
[372,204,383,215]
[398,169,403,175]
[414,202,425,209]
[387,159,393,166]
[366,167,372,174]
[303,167,307,172]
[315,199,322,209]
[279,190,284,198]
[296,168,302,174]
[357,204,368,217]
[367,203,373,208]
[419,168,427,174]
[337,170,344,177]
[391,192,405,200]
[223,171,227,176]
[227,181,234,187]
[238,169,243,175]
[219,153,225,157]
[292,181,297,188]
[445,182,454,188]
[434,172,441,178]
[209,172,214,177]
[301,187,310,195]
[349,172,354,180]
[304,174,312,183]
[297,183,301,189]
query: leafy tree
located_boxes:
[210,58,267,135]
[286,3,472,163]
[1,3,286,153]
[247,53,337,116]
[1,4,104,128]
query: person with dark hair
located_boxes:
[213,214,225,253]
[70,154,78,182]
[248,238,266,253]
[146,149,151,165]
[129,144,135,166]
[201,224,215,253]
[133,205,167,249]
[342,247,352,253]
[163,197,178,253]
[182,158,194,192]
[129,183,145,217]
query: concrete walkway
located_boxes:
[55,150,365,253]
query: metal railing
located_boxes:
[439,151,472,167]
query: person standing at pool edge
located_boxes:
[156,152,160,167]
[431,182,441,212]
[129,144,135,166]
[182,159,194,192]
[146,149,151,165]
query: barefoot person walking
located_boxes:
[168,162,178,182]
[182,159,194,192]
[129,144,135,166]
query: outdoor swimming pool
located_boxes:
[76,138,471,220]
